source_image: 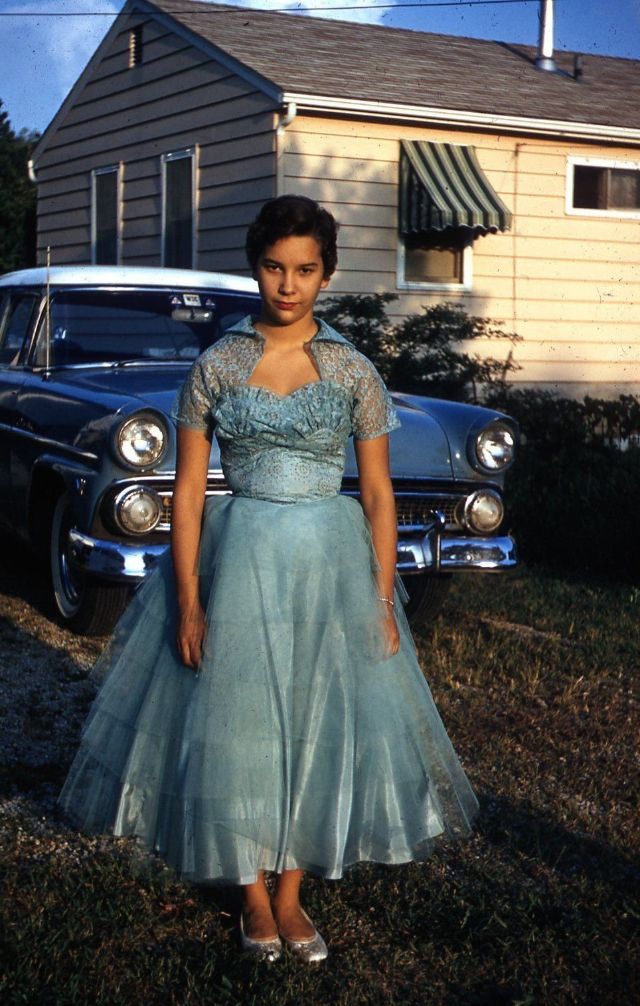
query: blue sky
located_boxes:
[2,0,640,135]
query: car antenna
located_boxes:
[45,246,51,371]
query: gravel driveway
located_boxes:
[0,537,107,821]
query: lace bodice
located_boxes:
[173,316,400,503]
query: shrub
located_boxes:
[488,389,640,577]
[318,293,640,577]
[504,441,640,578]
[317,294,520,401]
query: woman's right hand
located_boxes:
[176,602,207,671]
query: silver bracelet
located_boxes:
[378,596,395,607]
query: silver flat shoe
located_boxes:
[280,908,328,963]
[239,914,282,962]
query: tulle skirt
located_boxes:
[58,493,478,885]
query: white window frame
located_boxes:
[396,239,473,293]
[566,155,640,220]
[161,148,197,269]
[91,164,121,265]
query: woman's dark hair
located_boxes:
[245,195,339,278]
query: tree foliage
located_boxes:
[0,100,39,274]
[317,292,521,402]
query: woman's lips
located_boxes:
[275,301,297,310]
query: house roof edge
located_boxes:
[283,92,640,147]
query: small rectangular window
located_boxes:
[162,150,195,269]
[571,161,640,212]
[129,25,143,67]
[92,166,119,265]
[399,231,471,289]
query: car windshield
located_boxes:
[32,288,261,367]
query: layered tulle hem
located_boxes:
[58,493,479,885]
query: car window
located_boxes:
[0,294,39,366]
[31,289,260,367]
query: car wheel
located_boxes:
[49,493,130,635]
[401,572,452,631]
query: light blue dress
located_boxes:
[58,317,478,885]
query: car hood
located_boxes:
[345,395,453,479]
[56,365,189,414]
[56,367,456,479]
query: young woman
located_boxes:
[59,196,478,964]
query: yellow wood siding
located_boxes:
[35,15,278,272]
[283,116,640,396]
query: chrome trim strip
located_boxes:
[68,529,167,581]
[0,421,99,462]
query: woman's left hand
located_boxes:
[381,606,400,657]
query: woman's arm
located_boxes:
[171,426,212,668]
[354,434,400,656]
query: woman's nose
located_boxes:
[278,272,295,294]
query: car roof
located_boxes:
[0,265,260,293]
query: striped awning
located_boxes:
[399,140,512,237]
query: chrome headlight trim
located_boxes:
[474,421,516,473]
[113,412,167,471]
[462,488,504,533]
[113,485,162,535]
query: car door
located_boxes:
[0,290,43,533]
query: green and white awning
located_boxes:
[399,140,512,237]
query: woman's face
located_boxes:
[254,235,330,328]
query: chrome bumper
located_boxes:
[397,527,517,572]
[68,528,168,582]
[69,525,517,582]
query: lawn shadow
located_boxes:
[0,613,98,802]
[477,790,640,896]
[0,531,57,623]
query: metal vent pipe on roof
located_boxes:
[535,0,557,72]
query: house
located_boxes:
[30,0,640,398]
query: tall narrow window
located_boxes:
[92,166,119,265]
[162,150,195,269]
[129,25,143,67]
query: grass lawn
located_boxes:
[1,566,638,1005]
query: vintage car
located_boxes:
[0,266,517,634]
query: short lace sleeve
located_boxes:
[351,358,401,440]
[172,356,220,433]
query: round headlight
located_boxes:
[115,487,162,535]
[116,414,166,469]
[475,423,516,472]
[463,489,504,533]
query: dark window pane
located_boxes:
[164,157,193,268]
[0,296,38,364]
[95,171,118,264]
[573,165,605,209]
[609,169,640,209]
[404,233,464,284]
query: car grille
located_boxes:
[156,489,464,532]
[395,495,461,530]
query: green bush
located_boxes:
[488,389,640,576]
[504,441,640,577]
[317,293,520,401]
[318,294,640,577]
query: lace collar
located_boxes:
[224,316,351,346]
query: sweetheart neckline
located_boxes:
[242,380,324,400]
